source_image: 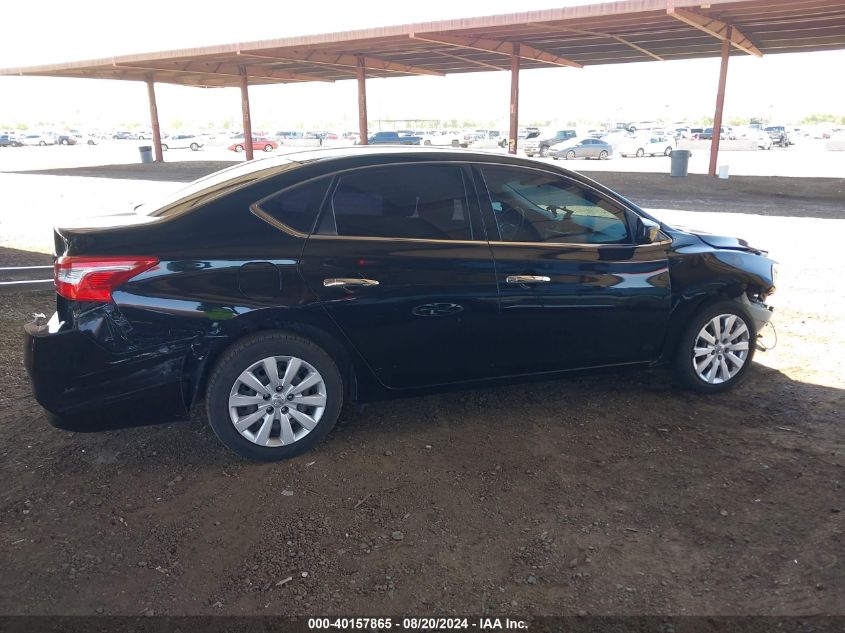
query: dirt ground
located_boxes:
[0,172,843,617]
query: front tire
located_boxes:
[234,144,244,153]
[664,146,673,156]
[674,301,756,393]
[539,145,548,157]
[263,144,274,152]
[190,142,199,151]
[635,148,644,157]
[206,332,343,461]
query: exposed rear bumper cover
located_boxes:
[24,312,188,419]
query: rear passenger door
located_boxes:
[299,162,501,390]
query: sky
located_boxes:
[1,0,843,132]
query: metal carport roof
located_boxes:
[2,0,844,86]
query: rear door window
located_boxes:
[318,164,474,240]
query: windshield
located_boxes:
[136,156,297,217]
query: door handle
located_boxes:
[323,278,380,288]
[506,275,551,284]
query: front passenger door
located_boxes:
[477,165,671,374]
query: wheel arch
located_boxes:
[659,284,749,364]
[182,310,367,411]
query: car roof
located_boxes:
[276,145,527,164]
[237,146,631,204]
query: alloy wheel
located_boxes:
[228,355,327,447]
[692,314,751,384]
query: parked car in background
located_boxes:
[162,134,204,151]
[698,126,734,141]
[549,137,613,160]
[228,136,277,153]
[112,131,140,140]
[0,134,23,147]
[523,129,578,157]
[275,131,303,141]
[56,133,79,146]
[599,129,634,148]
[735,128,773,150]
[417,131,462,147]
[367,131,421,145]
[618,134,676,157]
[24,147,777,461]
[20,133,56,146]
[764,126,792,147]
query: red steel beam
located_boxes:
[709,28,731,177]
[145,75,164,162]
[509,43,520,155]
[239,66,254,160]
[668,6,763,56]
[357,57,368,145]
[238,50,443,76]
[409,32,582,68]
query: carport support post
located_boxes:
[239,66,254,160]
[357,57,368,145]
[145,75,163,162]
[709,27,732,177]
[508,43,520,155]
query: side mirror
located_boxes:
[636,217,662,244]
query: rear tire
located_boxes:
[206,332,343,461]
[673,300,756,393]
[664,146,673,156]
[565,150,576,160]
[263,144,274,152]
[599,150,608,160]
[636,148,644,157]
[234,144,244,153]
[190,143,199,151]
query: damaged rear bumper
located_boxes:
[24,311,188,421]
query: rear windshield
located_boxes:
[135,157,297,217]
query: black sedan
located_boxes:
[24,148,776,461]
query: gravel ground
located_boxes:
[0,174,842,617]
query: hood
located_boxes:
[686,229,765,255]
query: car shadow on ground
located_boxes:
[37,361,843,470]
[3,161,238,183]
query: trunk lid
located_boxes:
[53,213,163,257]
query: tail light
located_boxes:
[54,256,159,302]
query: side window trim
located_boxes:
[474,164,637,247]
